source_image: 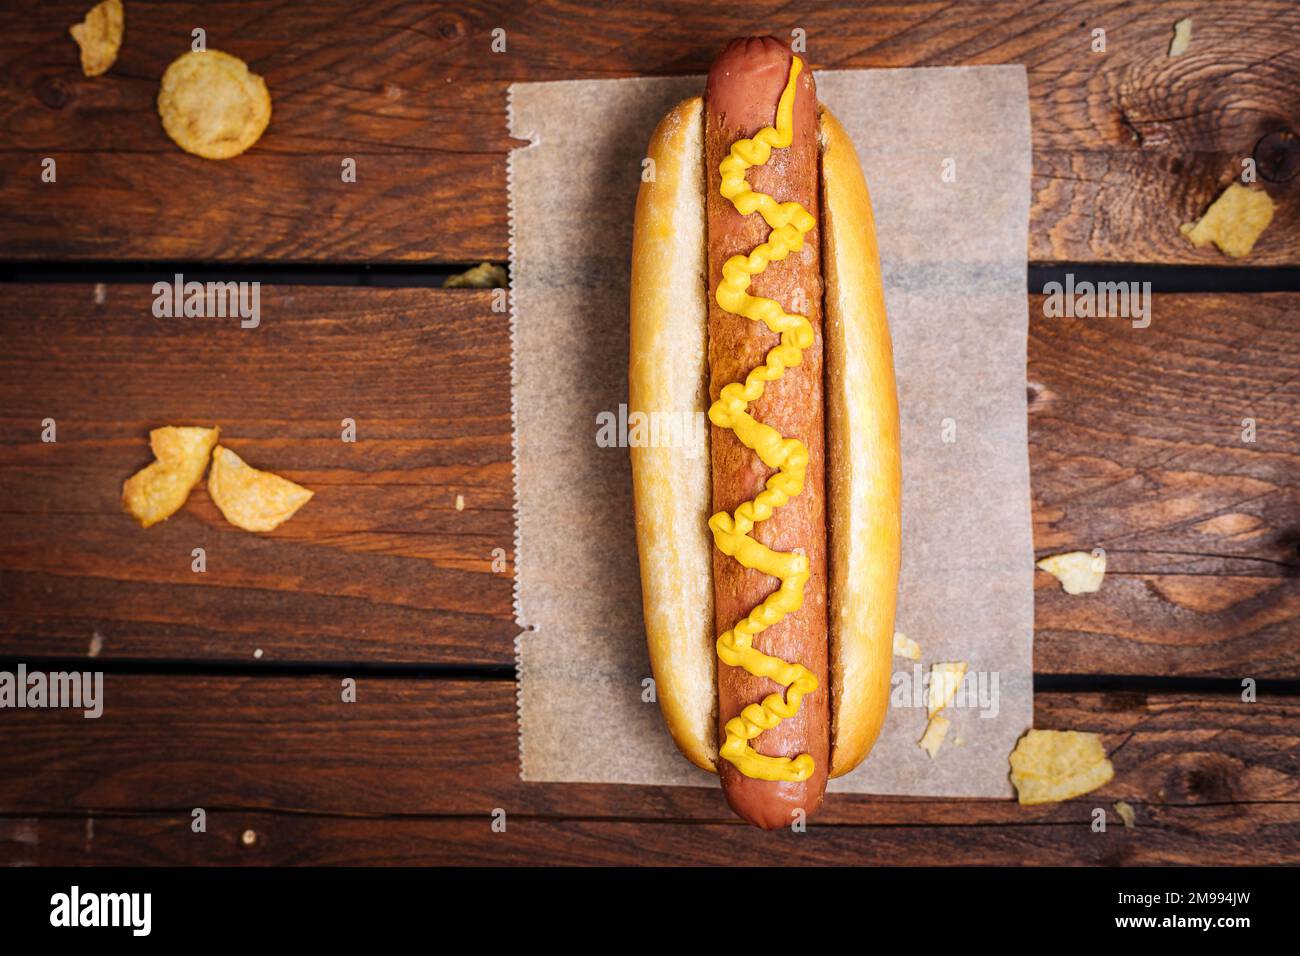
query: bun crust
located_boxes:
[630,97,717,772]
[819,106,901,776]
[630,98,900,778]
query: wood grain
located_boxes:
[1,285,1295,675]
[0,1,1295,264]
[0,285,516,664]
[1,1,1294,868]
[4,804,1295,865]
[0,676,1294,864]
[1028,293,1300,677]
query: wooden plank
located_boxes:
[4,803,1296,865]
[0,1,1295,264]
[0,0,510,263]
[1,287,1295,673]
[0,677,1294,864]
[0,676,1293,818]
[0,285,516,664]
[1028,293,1300,676]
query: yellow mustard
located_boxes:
[709,56,818,783]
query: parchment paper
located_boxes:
[510,65,1033,797]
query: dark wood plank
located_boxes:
[0,677,1294,864]
[0,285,516,664]
[0,677,1292,819]
[1028,293,1300,676]
[0,1,1295,264]
[5,803,1296,865]
[2,286,1295,673]
[0,0,511,263]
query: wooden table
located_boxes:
[0,1,1296,866]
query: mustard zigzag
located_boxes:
[709,56,818,783]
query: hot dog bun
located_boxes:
[629,96,716,773]
[819,106,900,774]
[630,72,900,793]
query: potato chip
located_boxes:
[443,262,509,289]
[1037,550,1105,594]
[122,425,219,527]
[1009,729,1115,805]
[927,660,968,717]
[1011,729,1108,781]
[1014,758,1113,806]
[1113,800,1137,828]
[892,631,921,660]
[918,713,951,759]
[1168,18,1192,57]
[1180,183,1275,258]
[157,50,272,160]
[208,445,312,532]
[69,0,124,77]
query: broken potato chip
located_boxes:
[1168,18,1192,57]
[893,632,921,660]
[208,445,312,532]
[927,660,968,717]
[158,49,272,160]
[443,262,509,289]
[918,713,951,759]
[1180,183,1275,258]
[1009,729,1115,805]
[70,0,124,77]
[1113,800,1137,828]
[1037,550,1105,595]
[122,425,220,527]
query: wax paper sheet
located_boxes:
[511,65,1032,797]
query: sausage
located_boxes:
[704,36,829,829]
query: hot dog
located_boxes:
[706,36,830,828]
[629,37,901,829]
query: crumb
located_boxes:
[927,661,969,717]
[893,632,921,660]
[919,713,951,758]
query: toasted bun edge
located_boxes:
[820,106,901,777]
[630,96,717,772]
